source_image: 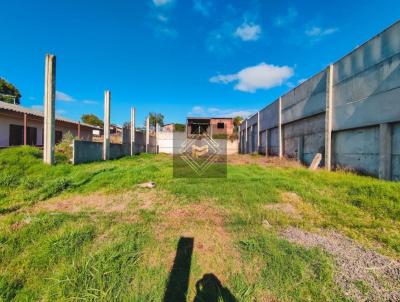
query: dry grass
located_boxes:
[228,154,301,168]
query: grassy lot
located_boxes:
[0,146,399,301]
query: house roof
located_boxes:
[0,101,100,129]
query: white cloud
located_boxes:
[152,0,172,6]
[210,63,294,93]
[56,91,75,102]
[274,7,298,27]
[188,106,256,118]
[190,106,205,115]
[83,100,98,105]
[305,26,338,38]
[234,22,261,41]
[193,0,212,17]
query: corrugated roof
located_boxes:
[0,101,100,129]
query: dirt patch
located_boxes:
[151,202,244,286]
[280,227,400,301]
[33,189,166,215]
[265,203,301,219]
[228,154,301,168]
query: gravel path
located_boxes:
[280,227,400,302]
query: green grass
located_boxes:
[0,146,399,301]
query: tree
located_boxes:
[148,112,164,127]
[233,116,243,132]
[0,78,21,104]
[81,114,103,127]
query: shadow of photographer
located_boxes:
[163,237,237,302]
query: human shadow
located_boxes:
[193,273,237,302]
[163,237,194,302]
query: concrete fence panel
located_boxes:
[332,126,380,176]
[72,140,103,164]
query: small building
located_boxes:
[162,123,175,132]
[186,117,234,137]
[0,101,99,147]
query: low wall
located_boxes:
[110,143,130,160]
[72,140,103,164]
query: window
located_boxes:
[9,125,37,146]
[55,131,63,144]
[217,122,225,129]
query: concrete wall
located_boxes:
[110,143,130,159]
[72,140,103,164]
[239,20,400,180]
[332,126,380,176]
[158,131,238,155]
[283,113,325,165]
[391,122,400,180]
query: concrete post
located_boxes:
[43,54,56,165]
[265,129,269,156]
[130,107,135,155]
[23,113,27,145]
[145,116,150,153]
[297,135,304,163]
[379,123,392,180]
[325,64,334,170]
[257,112,260,154]
[278,97,283,158]
[103,90,110,160]
[245,120,248,153]
[156,122,159,154]
[250,125,253,153]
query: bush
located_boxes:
[55,132,75,162]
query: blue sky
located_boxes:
[1,0,399,126]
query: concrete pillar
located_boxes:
[145,116,150,153]
[379,123,392,180]
[238,124,241,153]
[325,64,334,170]
[156,122,159,154]
[250,125,253,153]
[23,113,27,145]
[43,54,56,165]
[297,135,304,163]
[257,112,260,154]
[265,129,269,156]
[245,120,248,153]
[77,122,81,139]
[103,90,110,160]
[130,107,135,156]
[278,97,283,158]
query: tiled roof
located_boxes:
[0,101,100,129]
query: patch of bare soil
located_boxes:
[33,189,165,216]
[280,227,400,302]
[228,154,301,168]
[152,202,245,285]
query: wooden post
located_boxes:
[43,54,56,165]
[77,122,81,139]
[23,113,27,145]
